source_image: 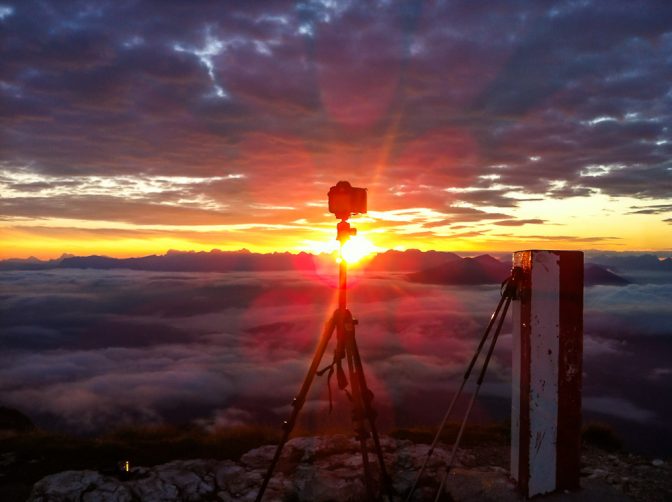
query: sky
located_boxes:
[1,0,671,259]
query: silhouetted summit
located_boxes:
[365,249,460,271]
[584,264,630,286]
[409,256,631,287]
[408,255,511,285]
[590,254,672,272]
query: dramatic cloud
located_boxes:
[1,268,670,455]
[1,0,671,254]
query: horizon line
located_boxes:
[4,247,672,262]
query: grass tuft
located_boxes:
[390,422,509,447]
[582,422,623,452]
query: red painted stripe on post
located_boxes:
[556,252,583,490]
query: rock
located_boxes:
[82,480,133,502]
[589,468,609,479]
[240,445,277,469]
[127,473,179,502]
[123,459,217,502]
[293,466,366,502]
[227,470,263,498]
[153,467,214,500]
[29,470,131,502]
[28,435,664,502]
[215,460,244,491]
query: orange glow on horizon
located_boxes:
[1,190,671,261]
[2,223,671,261]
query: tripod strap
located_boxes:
[336,360,348,389]
[317,357,349,413]
[317,363,336,412]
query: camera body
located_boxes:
[328,181,367,220]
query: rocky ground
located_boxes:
[26,435,671,501]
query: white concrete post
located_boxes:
[511,250,583,497]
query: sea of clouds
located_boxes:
[1,267,670,455]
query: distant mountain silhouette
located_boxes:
[364,249,461,271]
[0,251,663,283]
[58,250,318,272]
[0,249,460,273]
[584,264,630,286]
[589,254,672,272]
[408,256,631,287]
[0,253,74,271]
[407,255,511,285]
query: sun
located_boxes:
[340,235,376,264]
[303,234,378,264]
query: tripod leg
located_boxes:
[256,315,337,502]
[433,296,512,502]
[344,335,376,501]
[406,293,509,501]
[348,323,394,500]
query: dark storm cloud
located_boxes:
[2,0,671,228]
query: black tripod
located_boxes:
[256,219,392,502]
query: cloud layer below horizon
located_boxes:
[1,268,671,455]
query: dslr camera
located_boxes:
[328,181,367,220]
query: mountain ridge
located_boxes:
[0,249,652,286]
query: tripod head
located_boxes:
[336,220,356,245]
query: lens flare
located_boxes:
[340,235,376,264]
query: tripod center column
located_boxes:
[339,257,347,310]
[336,219,353,311]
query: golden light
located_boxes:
[340,235,376,264]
